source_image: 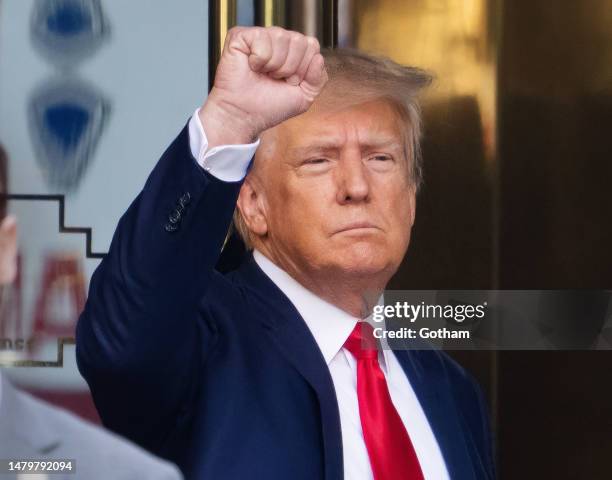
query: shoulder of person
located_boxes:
[11,386,183,480]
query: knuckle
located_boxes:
[306,36,320,50]
[251,26,265,36]
[268,26,285,37]
[290,31,304,42]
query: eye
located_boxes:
[297,157,332,175]
[303,158,328,165]
[367,154,395,173]
[371,155,392,161]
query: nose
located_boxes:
[335,154,370,205]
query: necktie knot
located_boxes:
[344,322,379,360]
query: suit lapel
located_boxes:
[267,321,344,480]
[235,255,344,480]
[392,349,478,479]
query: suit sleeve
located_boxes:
[76,122,247,453]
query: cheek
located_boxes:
[269,182,330,244]
[383,185,414,243]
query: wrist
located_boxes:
[199,92,259,149]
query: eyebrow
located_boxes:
[289,138,403,156]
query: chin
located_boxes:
[329,240,395,277]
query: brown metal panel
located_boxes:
[209,0,237,91]
[497,1,612,478]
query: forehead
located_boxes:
[279,99,405,152]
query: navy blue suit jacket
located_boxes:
[76,124,496,479]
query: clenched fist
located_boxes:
[199,26,328,149]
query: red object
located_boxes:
[344,322,425,480]
[32,253,85,339]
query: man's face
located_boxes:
[242,98,416,284]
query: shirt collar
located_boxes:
[253,250,392,372]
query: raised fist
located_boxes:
[200,26,328,148]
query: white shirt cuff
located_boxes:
[188,107,260,182]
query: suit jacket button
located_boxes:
[168,209,182,224]
[165,222,178,232]
[179,192,191,207]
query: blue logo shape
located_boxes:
[31,0,109,69]
[28,78,110,191]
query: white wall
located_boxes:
[1,0,209,389]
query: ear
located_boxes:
[407,185,416,228]
[0,215,18,285]
[236,178,268,238]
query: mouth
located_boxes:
[333,222,380,235]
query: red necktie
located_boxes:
[344,322,425,480]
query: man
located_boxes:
[0,145,183,480]
[76,26,495,479]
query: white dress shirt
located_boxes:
[189,108,449,480]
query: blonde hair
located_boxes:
[233,47,433,249]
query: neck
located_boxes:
[306,279,384,318]
[255,246,388,318]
